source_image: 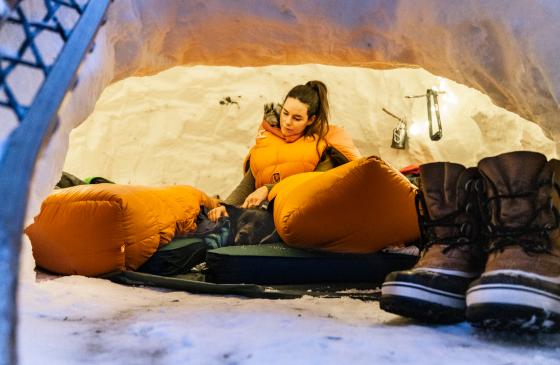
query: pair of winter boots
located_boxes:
[380,151,560,332]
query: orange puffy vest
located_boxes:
[247,125,361,188]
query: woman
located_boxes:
[208,80,360,221]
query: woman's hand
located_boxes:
[208,205,227,222]
[242,186,269,208]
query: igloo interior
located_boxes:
[22,0,560,223]
[3,0,560,364]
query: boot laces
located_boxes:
[481,189,557,255]
[415,188,479,254]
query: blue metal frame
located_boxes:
[0,0,88,121]
[0,1,110,364]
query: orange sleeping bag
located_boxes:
[269,156,420,253]
[25,184,218,276]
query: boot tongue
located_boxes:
[478,151,549,228]
[420,162,467,220]
[420,162,472,240]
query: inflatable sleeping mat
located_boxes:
[106,237,419,300]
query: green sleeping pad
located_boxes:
[205,243,418,285]
[108,239,418,299]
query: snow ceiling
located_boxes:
[102,0,560,138]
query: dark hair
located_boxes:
[283,80,330,155]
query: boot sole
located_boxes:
[380,294,465,323]
[466,303,560,333]
[381,281,465,323]
[467,282,560,333]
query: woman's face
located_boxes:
[280,97,315,138]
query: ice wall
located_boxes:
[64,65,556,199]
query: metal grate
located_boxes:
[0,0,88,124]
[0,1,110,363]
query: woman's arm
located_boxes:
[224,169,257,206]
[225,148,340,206]
[315,147,346,172]
[209,170,257,222]
[315,153,335,172]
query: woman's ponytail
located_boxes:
[305,81,329,128]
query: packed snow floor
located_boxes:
[18,274,560,365]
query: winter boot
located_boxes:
[466,151,560,332]
[380,162,486,323]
